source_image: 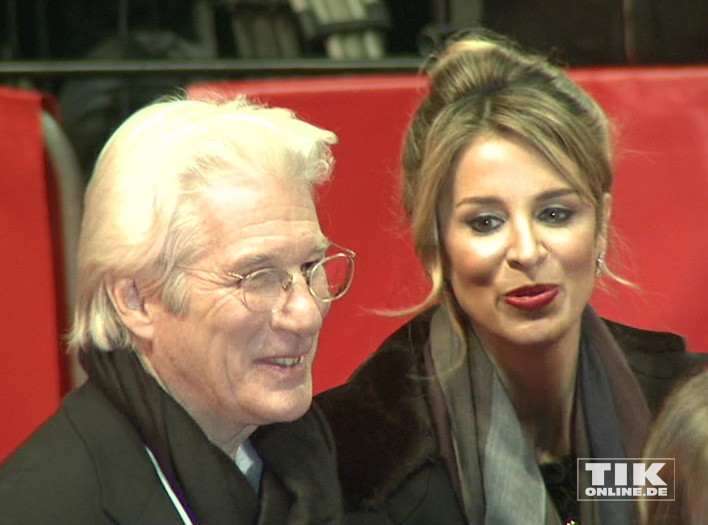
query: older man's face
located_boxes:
[140,172,329,446]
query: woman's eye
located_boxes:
[537,207,573,224]
[466,215,503,233]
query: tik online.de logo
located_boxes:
[577,458,675,501]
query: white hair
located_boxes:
[69,95,337,352]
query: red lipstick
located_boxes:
[505,284,559,311]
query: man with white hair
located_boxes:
[0,96,354,524]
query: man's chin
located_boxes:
[255,389,313,425]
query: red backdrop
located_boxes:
[3,67,708,462]
[0,86,67,461]
[190,68,708,394]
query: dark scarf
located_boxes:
[81,348,342,525]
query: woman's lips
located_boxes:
[504,284,559,311]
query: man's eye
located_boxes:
[245,269,283,290]
[537,207,573,224]
[222,272,245,287]
[467,215,503,233]
[301,254,327,275]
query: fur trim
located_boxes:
[316,310,438,508]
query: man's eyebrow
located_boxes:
[302,239,331,262]
[318,238,332,252]
[226,237,331,272]
[225,253,274,273]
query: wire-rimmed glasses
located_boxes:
[178,244,355,313]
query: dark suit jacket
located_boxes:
[0,379,341,524]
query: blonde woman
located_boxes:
[318,31,708,524]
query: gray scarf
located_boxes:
[429,306,650,525]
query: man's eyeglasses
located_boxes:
[178,245,355,313]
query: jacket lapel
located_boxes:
[65,382,184,524]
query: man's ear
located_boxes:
[110,278,154,341]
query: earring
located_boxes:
[595,251,606,278]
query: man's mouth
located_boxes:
[264,355,304,367]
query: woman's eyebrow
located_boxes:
[535,188,579,201]
[454,196,503,209]
[455,188,579,209]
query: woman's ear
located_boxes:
[110,278,154,341]
[598,193,613,252]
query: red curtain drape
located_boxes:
[0,85,66,462]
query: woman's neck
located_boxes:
[475,324,581,460]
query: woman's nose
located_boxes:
[506,219,546,270]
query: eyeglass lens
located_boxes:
[310,255,353,300]
[243,255,353,312]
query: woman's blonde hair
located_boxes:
[639,370,708,524]
[401,31,617,332]
[68,95,337,352]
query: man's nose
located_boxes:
[271,273,325,334]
